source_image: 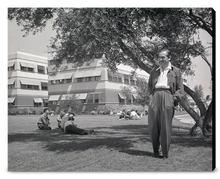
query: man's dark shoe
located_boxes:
[162,155,168,160]
[151,153,159,158]
[152,149,164,158]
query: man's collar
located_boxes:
[157,62,172,72]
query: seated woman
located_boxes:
[60,112,95,135]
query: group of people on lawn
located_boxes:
[118,109,141,120]
[37,108,95,135]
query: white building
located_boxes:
[48,58,150,113]
[8,51,48,108]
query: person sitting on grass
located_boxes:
[60,112,95,135]
[57,109,67,128]
[119,109,130,120]
[37,108,51,130]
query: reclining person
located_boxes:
[60,112,95,135]
[130,110,141,120]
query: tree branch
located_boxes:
[183,85,206,117]
[188,9,212,37]
[117,39,152,73]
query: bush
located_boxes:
[16,108,23,115]
[29,107,36,115]
[22,108,29,115]
[35,107,44,115]
[8,108,17,115]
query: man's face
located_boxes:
[158,51,170,66]
[60,110,65,115]
[45,109,50,114]
[69,114,74,120]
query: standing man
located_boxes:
[37,108,51,130]
[148,49,184,159]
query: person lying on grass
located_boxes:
[60,112,95,135]
[130,110,141,120]
[37,108,51,130]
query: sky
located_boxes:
[8,15,213,98]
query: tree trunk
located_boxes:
[117,39,210,136]
[202,100,213,136]
[180,85,209,136]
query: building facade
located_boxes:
[8,51,48,108]
[48,59,149,113]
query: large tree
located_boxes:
[8,8,213,136]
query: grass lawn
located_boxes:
[8,114,213,172]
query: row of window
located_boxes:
[8,82,48,91]
[49,76,101,85]
[49,93,102,105]
[8,101,48,107]
[49,78,72,85]
[108,73,136,85]
[8,64,47,74]
[48,93,138,105]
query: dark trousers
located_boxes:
[65,125,90,135]
[148,90,174,157]
[37,123,51,130]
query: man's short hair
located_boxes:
[60,109,66,113]
[160,48,171,58]
[43,108,49,113]
[69,112,75,116]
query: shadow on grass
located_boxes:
[119,149,152,157]
[8,124,212,155]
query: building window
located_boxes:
[57,79,64,84]
[130,79,135,85]
[66,78,72,83]
[49,101,57,105]
[8,65,14,71]
[124,79,129,84]
[119,97,125,105]
[95,76,101,81]
[37,65,45,74]
[41,82,48,91]
[21,66,34,73]
[113,76,117,82]
[86,77,92,82]
[77,78,83,82]
[87,93,102,103]
[118,76,122,83]
[50,80,56,85]
[49,60,56,65]
[108,72,113,81]
[8,102,15,106]
[87,93,93,103]
[108,72,123,83]
[8,83,15,89]
[21,84,39,90]
[34,102,42,107]
[124,75,129,84]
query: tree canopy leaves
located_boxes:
[8,8,213,75]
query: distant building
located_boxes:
[8,51,48,108]
[48,58,149,113]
